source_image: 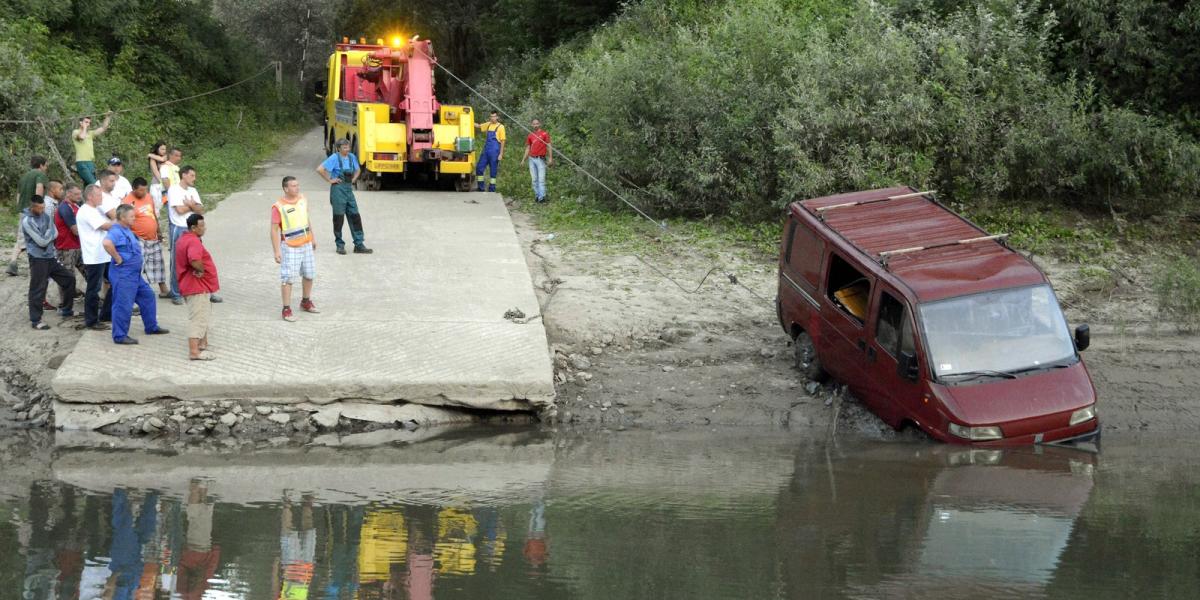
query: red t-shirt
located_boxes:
[54,200,81,250]
[174,232,220,295]
[526,130,551,158]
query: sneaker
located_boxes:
[353,245,373,254]
[171,297,184,306]
[58,308,75,318]
[114,337,139,345]
[336,246,347,255]
[300,299,320,313]
[282,306,297,322]
[42,300,55,310]
[31,321,49,331]
[132,306,140,316]
[86,322,110,331]
[209,294,224,303]
[146,328,170,335]
[5,262,17,277]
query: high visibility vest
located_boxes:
[275,196,312,247]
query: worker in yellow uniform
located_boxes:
[475,111,506,192]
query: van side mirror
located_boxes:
[897,351,919,381]
[1074,324,1090,351]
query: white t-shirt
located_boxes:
[77,203,112,265]
[111,175,132,201]
[167,184,202,228]
[100,190,120,218]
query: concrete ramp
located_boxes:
[51,129,554,422]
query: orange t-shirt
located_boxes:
[123,193,160,241]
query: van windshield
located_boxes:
[919,285,1076,379]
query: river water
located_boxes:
[0,427,1196,599]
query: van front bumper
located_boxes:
[969,420,1100,447]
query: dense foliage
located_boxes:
[0,0,305,199]
[479,0,1200,221]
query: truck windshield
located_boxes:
[919,285,1075,379]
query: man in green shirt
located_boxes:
[7,156,50,276]
[72,111,113,186]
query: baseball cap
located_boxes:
[107,156,122,166]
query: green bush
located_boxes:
[1153,256,1200,331]
[0,6,308,202]
[481,0,1200,222]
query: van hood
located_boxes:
[931,361,1096,426]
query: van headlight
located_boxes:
[1069,405,1096,426]
[948,423,1003,441]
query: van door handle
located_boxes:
[866,346,876,362]
[857,339,866,351]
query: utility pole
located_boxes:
[299,6,312,84]
[275,61,283,101]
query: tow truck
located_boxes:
[323,36,477,191]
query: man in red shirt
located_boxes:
[521,118,553,203]
[174,214,219,360]
[54,183,86,295]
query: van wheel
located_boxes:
[793,331,827,382]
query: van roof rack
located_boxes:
[877,234,1009,268]
[815,190,936,220]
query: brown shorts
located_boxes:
[184,293,211,339]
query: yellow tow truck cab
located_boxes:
[323,37,476,191]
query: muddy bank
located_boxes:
[512,207,1200,435]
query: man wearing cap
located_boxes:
[108,156,132,200]
[316,139,372,255]
[72,112,113,186]
[7,155,50,277]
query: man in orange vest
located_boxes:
[272,176,320,322]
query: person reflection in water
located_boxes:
[104,488,158,600]
[177,479,220,600]
[523,498,549,571]
[323,505,364,599]
[274,493,317,599]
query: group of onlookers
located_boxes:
[9,115,221,360]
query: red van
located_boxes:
[776,187,1099,445]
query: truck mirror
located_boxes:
[897,351,919,381]
[1074,324,1090,351]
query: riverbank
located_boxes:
[511,195,1200,435]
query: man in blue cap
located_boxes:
[102,204,169,344]
[316,139,372,255]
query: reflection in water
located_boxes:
[0,431,1196,599]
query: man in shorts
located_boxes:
[271,176,320,322]
[175,214,218,361]
[122,178,171,298]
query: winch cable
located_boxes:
[412,44,776,311]
[0,63,279,125]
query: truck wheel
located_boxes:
[793,331,828,382]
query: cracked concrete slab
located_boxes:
[50,128,554,419]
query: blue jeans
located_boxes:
[75,161,96,186]
[169,223,185,300]
[528,157,547,200]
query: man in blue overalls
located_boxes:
[475,111,506,192]
[102,204,169,344]
[316,139,373,255]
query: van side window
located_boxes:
[827,254,870,323]
[784,222,797,265]
[788,221,823,287]
[876,291,911,358]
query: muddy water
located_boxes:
[0,429,1196,599]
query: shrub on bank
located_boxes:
[486,0,1200,222]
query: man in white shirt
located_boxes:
[77,184,113,329]
[98,169,121,220]
[108,156,132,200]
[167,165,223,304]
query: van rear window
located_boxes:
[788,221,823,288]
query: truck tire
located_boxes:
[793,330,828,382]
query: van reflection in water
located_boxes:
[777,444,1096,598]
